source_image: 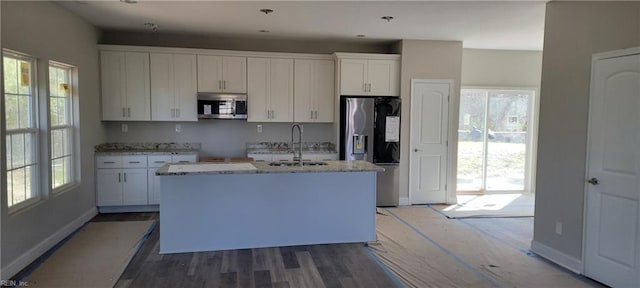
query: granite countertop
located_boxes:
[155,160,383,176]
[246,142,337,154]
[95,142,200,155]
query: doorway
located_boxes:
[456,88,536,194]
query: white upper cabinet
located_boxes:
[338,56,400,96]
[294,59,334,123]
[101,51,151,121]
[150,53,197,121]
[247,57,294,122]
[197,55,247,93]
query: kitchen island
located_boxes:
[155,160,383,254]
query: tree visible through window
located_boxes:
[49,62,75,190]
[3,51,39,208]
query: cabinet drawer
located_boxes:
[122,155,148,168]
[96,156,122,169]
[148,155,173,168]
[172,154,197,164]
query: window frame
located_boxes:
[48,61,78,194]
[3,49,41,212]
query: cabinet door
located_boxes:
[122,168,148,205]
[147,168,161,205]
[100,51,126,121]
[367,59,399,96]
[314,60,335,122]
[197,55,223,92]
[222,56,247,93]
[173,54,198,121]
[269,58,294,122]
[340,59,367,95]
[124,52,151,120]
[247,58,270,122]
[150,53,174,121]
[96,169,123,206]
[294,59,314,122]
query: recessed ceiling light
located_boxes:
[120,0,137,4]
[259,30,270,33]
[381,16,394,22]
[259,8,274,15]
[356,35,366,38]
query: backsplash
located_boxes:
[95,142,201,152]
[104,121,335,157]
[246,142,336,154]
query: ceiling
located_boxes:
[58,1,546,51]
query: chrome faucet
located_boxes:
[291,123,303,166]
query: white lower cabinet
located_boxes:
[97,153,197,209]
[147,154,197,205]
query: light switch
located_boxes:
[555,221,562,235]
[257,125,262,133]
[121,124,128,133]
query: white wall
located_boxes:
[1,1,104,277]
[534,1,640,269]
[104,122,334,157]
[462,49,542,88]
[397,40,463,204]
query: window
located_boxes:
[3,51,39,209]
[49,62,76,191]
[457,88,536,193]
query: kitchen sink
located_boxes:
[268,161,328,167]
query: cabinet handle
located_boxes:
[176,108,180,118]
[310,110,313,119]
[103,161,115,164]
[271,110,275,119]
[314,110,318,119]
[122,108,126,117]
[364,83,367,92]
[129,161,140,163]
[223,80,226,90]
[128,107,131,117]
[124,173,127,182]
[171,108,175,118]
[154,161,166,163]
[218,80,222,89]
[178,161,190,163]
[118,173,121,183]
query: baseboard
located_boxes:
[530,240,582,274]
[399,197,410,206]
[98,205,159,213]
[1,207,98,279]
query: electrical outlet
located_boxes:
[555,221,563,235]
[175,124,182,132]
[257,125,262,133]
[121,124,128,133]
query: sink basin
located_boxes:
[268,161,328,167]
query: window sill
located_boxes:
[8,197,43,216]
[52,182,80,196]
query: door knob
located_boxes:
[414,148,422,152]
[587,177,600,185]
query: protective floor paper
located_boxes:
[438,193,534,218]
[372,206,592,288]
[25,220,154,288]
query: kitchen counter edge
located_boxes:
[155,160,384,176]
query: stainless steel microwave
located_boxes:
[197,93,247,119]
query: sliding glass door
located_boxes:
[457,88,535,193]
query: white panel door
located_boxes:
[122,168,148,205]
[197,55,223,92]
[410,80,450,204]
[96,169,123,206]
[100,51,126,121]
[124,52,151,121]
[173,54,197,121]
[294,59,314,122]
[269,58,294,122]
[340,59,367,95]
[315,59,335,122]
[585,53,640,287]
[222,56,247,93]
[368,59,398,96]
[247,57,270,122]
[150,53,174,121]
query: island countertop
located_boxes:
[155,160,384,176]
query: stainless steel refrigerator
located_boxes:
[340,96,401,206]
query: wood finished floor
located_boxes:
[102,213,396,288]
